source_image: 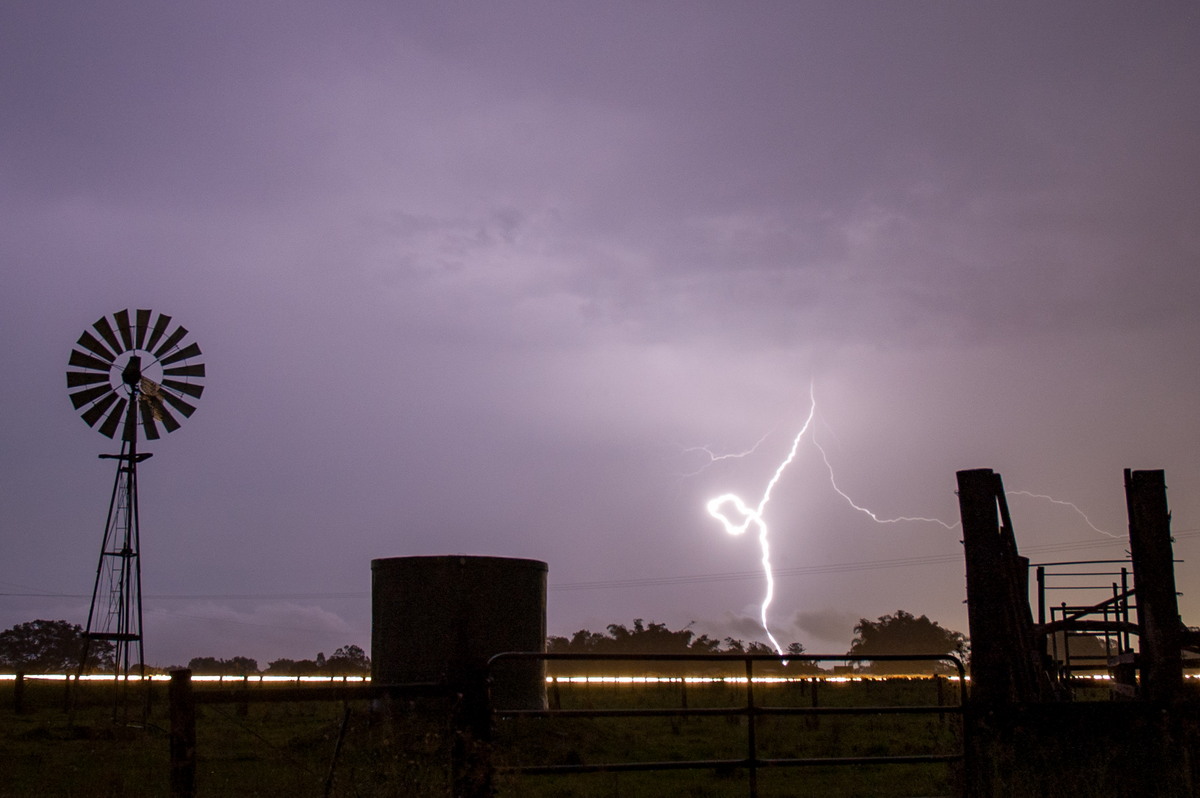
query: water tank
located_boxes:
[371,555,547,709]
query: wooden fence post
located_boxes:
[168,669,196,798]
[1125,469,1182,702]
[451,667,494,798]
[237,673,249,717]
[957,468,1049,705]
[13,671,25,714]
[807,676,819,729]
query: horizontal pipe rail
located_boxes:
[189,682,444,704]
[502,703,955,720]
[507,752,963,776]
[488,651,966,795]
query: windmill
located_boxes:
[66,309,205,690]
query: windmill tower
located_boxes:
[66,309,205,691]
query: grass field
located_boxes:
[1,675,965,797]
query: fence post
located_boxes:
[957,468,1049,704]
[807,676,819,729]
[1125,468,1182,703]
[745,658,757,798]
[452,666,494,798]
[13,671,25,714]
[237,673,249,717]
[168,669,196,798]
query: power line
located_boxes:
[4,530,1193,601]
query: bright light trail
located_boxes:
[706,391,817,655]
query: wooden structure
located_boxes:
[958,467,1200,797]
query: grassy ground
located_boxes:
[0,679,452,797]
[492,677,962,797]
[1,676,961,797]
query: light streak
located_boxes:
[678,433,771,478]
[1006,490,1119,538]
[706,392,817,655]
[813,438,957,529]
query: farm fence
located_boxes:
[486,651,966,798]
[165,653,966,798]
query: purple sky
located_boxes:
[3,3,1200,667]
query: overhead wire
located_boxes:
[7,529,1194,600]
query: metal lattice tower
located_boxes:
[66,309,205,704]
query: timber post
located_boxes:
[451,666,494,798]
[1124,468,1182,702]
[168,668,197,798]
[957,468,1048,705]
[13,671,25,714]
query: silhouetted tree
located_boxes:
[0,620,113,673]
[186,656,224,675]
[266,658,322,676]
[847,610,966,674]
[720,638,777,654]
[326,644,370,675]
[1046,632,1114,667]
[546,619,819,672]
[186,656,259,675]
[548,619,723,654]
[225,656,259,675]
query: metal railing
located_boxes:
[1033,559,1137,689]
[487,652,966,798]
[165,671,451,798]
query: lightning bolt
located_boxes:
[814,438,958,529]
[1006,490,1119,538]
[706,391,817,655]
[703,387,1115,655]
[678,433,772,478]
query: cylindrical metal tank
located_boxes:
[371,555,547,709]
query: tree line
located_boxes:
[187,645,370,676]
[1,610,970,676]
[547,611,967,674]
[0,619,369,676]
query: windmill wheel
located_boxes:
[67,309,206,442]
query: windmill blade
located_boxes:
[145,312,171,353]
[138,399,162,440]
[134,309,151,349]
[120,399,139,442]
[152,325,189,358]
[162,378,204,398]
[158,403,182,434]
[98,397,128,439]
[160,390,197,418]
[159,342,202,367]
[114,310,135,351]
[70,309,205,439]
[81,392,119,427]
[69,349,114,373]
[163,363,205,379]
[67,370,111,388]
[69,383,113,410]
[92,316,123,355]
[76,331,116,363]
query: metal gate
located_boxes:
[487,652,966,797]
